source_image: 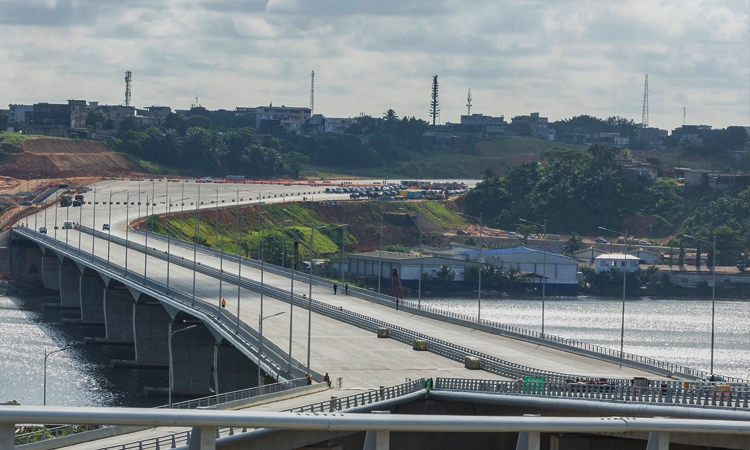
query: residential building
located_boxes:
[511,112,549,139]
[8,104,33,125]
[139,106,172,119]
[671,125,721,146]
[235,104,312,134]
[652,265,750,289]
[629,249,660,265]
[457,114,506,134]
[25,100,87,136]
[325,117,357,134]
[594,254,640,273]
[573,247,608,263]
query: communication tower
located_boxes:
[124,71,132,107]
[466,88,472,115]
[641,74,649,128]
[310,70,315,115]
[683,106,686,125]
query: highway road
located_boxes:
[24,179,657,389]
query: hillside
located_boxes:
[0,134,142,178]
[303,136,582,179]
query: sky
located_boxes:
[1,0,748,130]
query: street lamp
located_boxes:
[124,191,146,275]
[258,311,286,386]
[685,234,717,375]
[107,190,128,267]
[168,323,197,408]
[402,208,424,309]
[599,226,629,356]
[43,346,71,406]
[520,218,546,336]
[377,203,384,294]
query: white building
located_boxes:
[594,254,640,273]
[629,249,660,265]
[325,117,357,134]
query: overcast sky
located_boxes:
[1,0,748,130]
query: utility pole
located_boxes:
[429,75,440,126]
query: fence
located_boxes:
[435,377,750,410]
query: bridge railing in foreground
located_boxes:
[86,378,425,450]
[130,228,743,383]
[435,377,750,410]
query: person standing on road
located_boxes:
[333,283,338,295]
[323,372,331,388]
[345,284,349,295]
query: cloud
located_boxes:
[0,0,747,129]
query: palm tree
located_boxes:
[501,266,525,292]
[431,264,456,292]
[562,233,583,254]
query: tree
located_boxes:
[0,113,8,131]
[118,115,141,134]
[67,132,79,139]
[501,266,525,292]
[86,109,107,134]
[382,109,398,122]
[429,75,439,126]
[562,233,583,254]
[430,264,456,292]
[185,115,212,130]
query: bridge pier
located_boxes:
[59,264,81,307]
[3,240,43,277]
[102,287,135,343]
[79,275,105,323]
[215,342,257,393]
[172,322,215,395]
[131,302,171,367]
[42,255,61,291]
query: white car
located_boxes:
[508,232,521,239]
[638,240,652,246]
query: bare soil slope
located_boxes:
[0,139,142,178]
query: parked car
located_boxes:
[638,240,652,246]
[488,232,499,236]
[349,193,360,199]
[595,237,608,244]
[102,223,110,231]
[508,232,521,239]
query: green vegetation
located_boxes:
[466,143,750,268]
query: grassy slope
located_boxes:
[152,200,470,258]
[302,136,583,179]
[0,132,69,145]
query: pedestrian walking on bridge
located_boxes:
[345,284,348,295]
[333,283,338,295]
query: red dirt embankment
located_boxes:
[0,139,142,178]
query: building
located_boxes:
[94,105,136,130]
[652,265,750,288]
[422,131,467,148]
[325,117,357,134]
[139,106,172,119]
[594,254,640,273]
[629,249,660,265]
[457,114,506,134]
[8,104,33,125]
[573,247,608,263]
[671,125,722,146]
[25,100,87,136]
[235,104,312,135]
[511,112,549,139]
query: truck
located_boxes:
[63,221,73,229]
[59,195,72,207]
[72,194,84,207]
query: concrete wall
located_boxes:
[133,302,171,366]
[42,255,61,291]
[172,323,215,394]
[215,343,257,393]
[79,275,105,322]
[0,241,43,277]
[59,264,81,307]
[103,287,134,343]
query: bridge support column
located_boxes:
[0,422,14,450]
[188,426,215,450]
[646,431,669,450]
[42,256,61,291]
[214,342,257,393]
[79,275,105,323]
[172,322,215,395]
[132,302,170,367]
[59,264,81,307]
[103,288,134,343]
[7,243,43,277]
[364,411,391,450]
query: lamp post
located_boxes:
[402,208,425,309]
[520,218,546,336]
[43,346,71,406]
[90,187,97,261]
[685,234,717,375]
[124,191,145,275]
[377,203,384,294]
[459,212,485,321]
[599,226,629,356]
[341,203,346,285]
[107,190,127,267]
[192,184,202,305]
[258,311,285,386]
[168,323,197,408]
[143,194,168,282]
[307,222,329,374]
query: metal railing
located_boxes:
[129,228,745,383]
[435,377,750,410]
[88,379,426,450]
[164,378,308,410]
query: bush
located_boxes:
[67,132,79,139]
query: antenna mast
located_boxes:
[466,88,472,115]
[310,70,315,115]
[124,71,132,107]
[641,74,649,128]
[683,106,686,125]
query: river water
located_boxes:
[421,296,750,380]
[1,293,748,407]
[0,294,164,407]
